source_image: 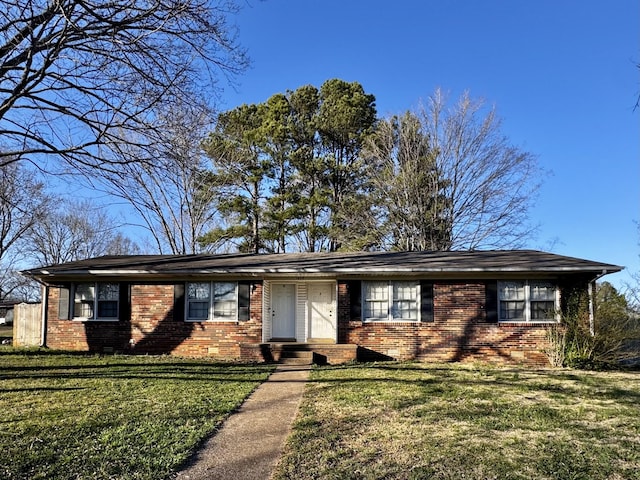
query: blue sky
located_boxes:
[214,0,639,289]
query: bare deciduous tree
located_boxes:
[94,102,220,254]
[422,89,541,250]
[366,90,541,251]
[364,112,450,251]
[0,0,247,172]
[624,223,640,316]
[0,163,48,260]
[0,162,49,299]
[26,199,139,266]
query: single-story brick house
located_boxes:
[23,250,622,366]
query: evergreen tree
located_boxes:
[199,79,377,253]
[201,104,271,253]
[260,94,298,253]
[286,84,330,252]
[316,79,377,251]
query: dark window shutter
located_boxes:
[58,285,70,320]
[119,282,131,322]
[174,283,185,321]
[420,281,434,322]
[348,280,362,320]
[238,281,251,321]
[485,281,498,323]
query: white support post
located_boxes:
[588,280,595,337]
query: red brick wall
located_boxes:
[46,279,552,365]
[46,287,131,351]
[45,282,263,359]
[340,281,551,366]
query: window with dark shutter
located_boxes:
[119,282,131,322]
[238,282,251,321]
[485,281,498,323]
[347,280,362,320]
[58,285,70,320]
[184,282,241,321]
[420,281,434,322]
[174,283,185,321]
[497,281,558,323]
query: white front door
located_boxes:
[308,282,336,341]
[271,283,296,339]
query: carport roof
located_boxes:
[23,250,623,280]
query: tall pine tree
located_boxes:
[201,104,271,253]
[199,79,378,253]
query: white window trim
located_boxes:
[498,280,560,323]
[72,282,120,322]
[363,280,421,323]
[185,281,239,322]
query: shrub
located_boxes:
[543,323,566,367]
[558,282,640,369]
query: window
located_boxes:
[186,282,238,321]
[213,282,237,319]
[498,281,557,322]
[187,282,210,320]
[73,282,119,321]
[364,282,388,320]
[363,281,419,321]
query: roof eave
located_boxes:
[25,265,623,280]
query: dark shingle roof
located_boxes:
[23,250,623,280]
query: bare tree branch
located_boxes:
[25,198,139,266]
[0,0,247,172]
[0,161,49,260]
[90,101,221,254]
[420,89,541,250]
[0,161,50,299]
[365,89,542,251]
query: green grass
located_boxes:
[274,363,640,480]
[0,351,274,480]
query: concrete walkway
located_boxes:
[175,365,311,480]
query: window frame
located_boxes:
[185,281,239,322]
[498,280,559,323]
[72,282,120,322]
[363,280,421,322]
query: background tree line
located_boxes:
[195,79,539,255]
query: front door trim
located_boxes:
[265,279,338,343]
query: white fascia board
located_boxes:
[51,266,621,277]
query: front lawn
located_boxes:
[274,363,640,480]
[0,351,274,480]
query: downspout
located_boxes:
[40,284,48,348]
[588,270,609,337]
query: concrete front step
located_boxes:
[278,356,313,365]
[281,350,313,358]
[240,342,358,365]
[279,349,313,365]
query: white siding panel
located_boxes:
[262,280,271,342]
[296,282,307,342]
